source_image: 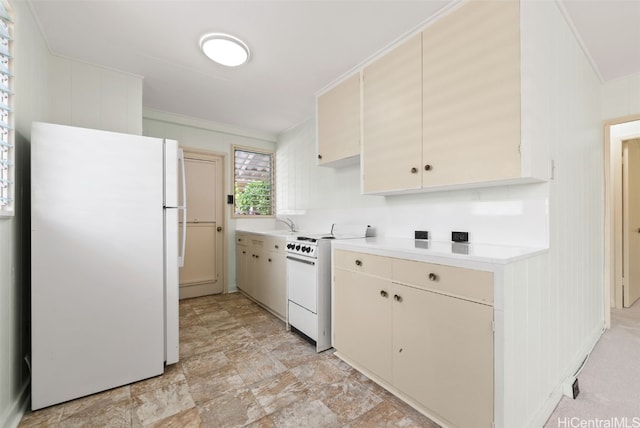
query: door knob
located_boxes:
[217,226,223,232]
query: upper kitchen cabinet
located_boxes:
[421,0,520,188]
[361,0,550,195]
[316,73,361,167]
[362,33,423,194]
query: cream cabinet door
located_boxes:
[259,251,286,317]
[393,284,494,428]
[235,245,248,293]
[362,33,423,194]
[333,268,393,383]
[245,249,263,300]
[422,0,521,187]
[317,73,361,166]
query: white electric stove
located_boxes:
[285,226,370,352]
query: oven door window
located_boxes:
[287,256,317,313]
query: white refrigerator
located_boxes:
[30,122,186,410]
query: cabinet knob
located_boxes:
[424,164,432,171]
[355,259,362,266]
[275,245,279,249]
[428,273,438,281]
[318,154,323,160]
[268,258,272,262]
[393,294,402,302]
[410,167,418,174]
[242,250,246,254]
[380,290,388,298]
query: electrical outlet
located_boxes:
[414,230,429,240]
[451,231,469,243]
[562,376,580,399]
[572,378,580,399]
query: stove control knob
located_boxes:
[296,244,301,251]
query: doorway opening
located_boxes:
[179,148,226,299]
[604,116,640,327]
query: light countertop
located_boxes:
[332,237,547,266]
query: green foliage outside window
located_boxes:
[235,180,272,215]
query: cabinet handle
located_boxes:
[318,154,323,160]
[355,259,362,266]
[217,226,223,232]
[380,290,388,298]
[424,164,432,171]
[275,245,279,249]
[428,273,438,281]
[268,258,272,262]
[410,167,418,174]
[393,294,402,302]
[242,251,246,254]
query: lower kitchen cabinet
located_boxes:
[236,232,286,319]
[393,283,493,428]
[333,268,393,383]
[333,249,494,428]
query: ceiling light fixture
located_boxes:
[199,33,250,67]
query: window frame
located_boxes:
[231,145,275,218]
[0,0,13,218]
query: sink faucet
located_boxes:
[276,217,297,233]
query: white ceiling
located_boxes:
[26,0,640,137]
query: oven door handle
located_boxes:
[287,255,316,266]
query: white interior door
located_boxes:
[623,139,640,307]
[179,152,225,299]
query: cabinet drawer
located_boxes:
[392,259,493,305]
[236,233,248,246]
[334,250,391,278]
[264,237,285,254]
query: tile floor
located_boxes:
[19,293,439,427]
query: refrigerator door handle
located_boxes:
[178,149,187,268]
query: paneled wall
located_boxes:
[602,72,640,119]
[48,55,143,135]
[0,2,49,427]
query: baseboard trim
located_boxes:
[526,324,604,428]
[2,378,30,428]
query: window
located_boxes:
[0,0,12,217]
[233,146,274,216]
